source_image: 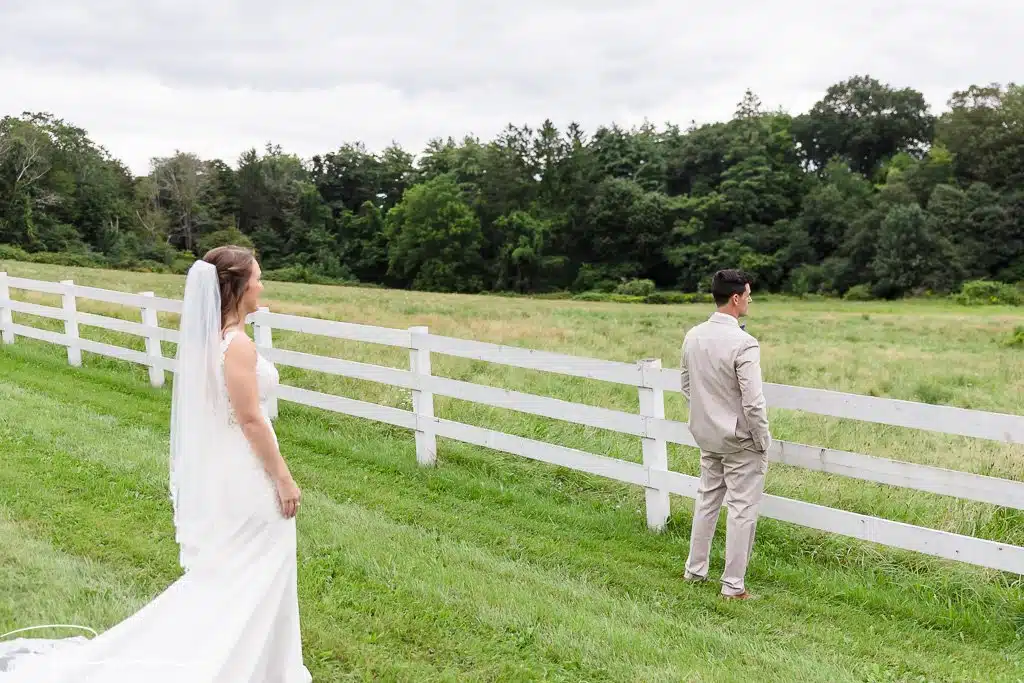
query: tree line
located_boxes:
[1,75,1022,299]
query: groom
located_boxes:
[679,269,771,600]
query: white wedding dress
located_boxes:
[0,328,312,682]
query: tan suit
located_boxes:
[681,312,771,596]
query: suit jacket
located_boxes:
[680,312,771,454]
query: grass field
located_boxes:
[1,260,1023,682]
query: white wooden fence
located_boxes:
[2,271,1024,574]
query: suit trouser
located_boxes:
[684,447,768,595]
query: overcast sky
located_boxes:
[1,1,1020,175]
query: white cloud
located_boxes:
[1,0,1020,174]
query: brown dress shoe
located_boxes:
[721,591,758,601]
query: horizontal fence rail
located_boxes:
[1,271,1023,575]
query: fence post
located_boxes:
[60,280,82,367]
[252,306,278,419]
[638,358,670,532]
[0,272,13,344]
[408,325,437,467]
[140,292,165,388]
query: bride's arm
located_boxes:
[223,334,300,516]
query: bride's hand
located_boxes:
[276,476,302,518]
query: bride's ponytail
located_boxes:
[203,245,255,328]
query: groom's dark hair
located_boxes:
[204,245,256,325]
[711,269,751,307]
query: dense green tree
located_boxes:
[871,203,960,297]
[936,83,1024,190]
[792,75,934,178]
[492,210,565,293]
[385,173,485,292]
[336,201,390,285]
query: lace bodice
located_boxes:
[219,329,279,424]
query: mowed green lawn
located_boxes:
[1,261,1023,682]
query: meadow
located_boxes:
[1,260,1023,682]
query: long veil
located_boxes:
[169,260,225,572]
[0,261,231,676]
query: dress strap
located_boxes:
[220,329,243,360]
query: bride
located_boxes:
[0,246,312,681]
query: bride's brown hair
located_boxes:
[202,245,255,327]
